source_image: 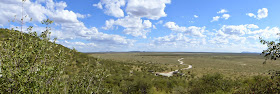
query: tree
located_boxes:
[260,35,280,64]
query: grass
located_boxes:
[89,52,280,78]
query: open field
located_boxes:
[89,52,280,78]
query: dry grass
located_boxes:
[88,52,280,78]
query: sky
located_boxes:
[0,0,280,52]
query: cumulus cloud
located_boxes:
[103,16,152,38]
[209,24,280,47]
[211,9,230,22]
[96,0,172,40]
[209,37,229,44]
[0,0,46,25]
[152,33,207,48]
[153,33,189,45]
[126,0,171,20]
[93,0,126,18]
[219,25,251,35]
[64,41,96,46]
[194,15,199,18]
[184,26,206,37]
[92,2,103,9]
[246,13,256,18]
[246,8,268,20]
[94,0,171,20]
[211,16,220,22]
[209,24,263,45]
[246,24,259,29]
[248,27,280,39]
[221,14,230,20]
[164,22,186,32]
[257,8,268,19]
[217,9,228,14]
[164,22,206,37]
[0,0,135,51]
[211,14,230,22]
[217,24,260,36]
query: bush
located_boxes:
[188,73,236,94]
[0,20,109,93]
[235,76,280,94]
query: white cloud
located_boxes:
[209,37,229,44]
[194,15,198,18]
[248,27,280,39]
[221,14,230,20]
[209,24,259,45]
[0,0,135,51]
[164,22,186,32]
[219,25,249,35]
[209,24,279,47]
[212,9,230,22]
[0,0,48,25]
[126,0,171,20]
[93,0,126,18]
[211,16,220,22]
[76,13,90,19]
[217,9,228,14]
[152,33,207,48]
[153,33,190,45]
[257,8,268,19]
[164,22,206,37]
[185,26,206,37]
[246,8,268,20]
[103,16,152,38]
[93,2,103,9]
[211,14,230,22]
[246,13,256,18]
[247,24,259,29]
[94,0,171,20]
[64,41,96,46]
[218,24,260,36]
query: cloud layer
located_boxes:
[0,0,276,52]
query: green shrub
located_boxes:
[235,76,280,94]
[188,73,236,94]
[0,19,109,93]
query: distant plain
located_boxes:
[89,52,280,78]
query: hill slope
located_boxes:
[0,28,103,93]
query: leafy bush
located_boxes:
[0,19,109,93]
[234,76,280,94]
[188,73,236,94]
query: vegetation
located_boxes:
[90,52,280,78]
[0,25,280,93]
[0,4,279,92]
[0,20,107,93]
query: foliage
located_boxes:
[0,19,108,93]
[188,73,237,94]
[260,37,280,63]
[234,76,280,93]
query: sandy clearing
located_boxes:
[154,58,192,77]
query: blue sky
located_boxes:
[1,0,279,52]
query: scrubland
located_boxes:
[1,28,280,93]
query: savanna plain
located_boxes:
[90,52,280,78]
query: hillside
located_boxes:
[0,28,102,93]
[0,28,280,93]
